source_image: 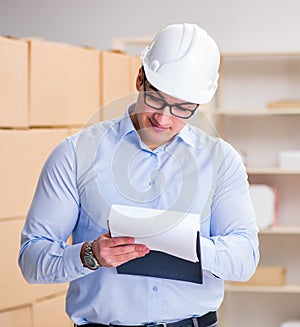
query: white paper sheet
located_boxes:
[108,204,201,262]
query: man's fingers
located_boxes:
[113,249,150,267]
[107,236,135,247]
[93,233,150,268]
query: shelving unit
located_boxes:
[215,52,300,327]
[225,283,300,294]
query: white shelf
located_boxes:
[221,51,300,57]
[247,167,300,175]
[217,109,300,117]
[225,283,300,294]
[259,225,300,235]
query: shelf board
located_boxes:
[217,109,300,116]
[259,225,300,235]
[247,167,300,175]
[221,51,300,57]
[225,282,300,294]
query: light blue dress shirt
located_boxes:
[19,104,259,325]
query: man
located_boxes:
[19,23,259,327]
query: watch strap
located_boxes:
[82,240,101,270]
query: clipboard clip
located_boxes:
[107,219,112,237]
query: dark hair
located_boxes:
[141,66,158,91]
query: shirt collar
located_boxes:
[177,124,201,148]
[118,103,137,139]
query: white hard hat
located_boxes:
[141,23,220,104]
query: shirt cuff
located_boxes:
[200,236,216,272]
[63,242,94,280]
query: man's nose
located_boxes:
[153,106,172,122]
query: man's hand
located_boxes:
[92,233,150,268]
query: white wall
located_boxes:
[1,0,300,53]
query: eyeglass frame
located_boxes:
[141,68,199,119]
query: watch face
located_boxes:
[85,255,97,268]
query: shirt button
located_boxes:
[152,286,158,292]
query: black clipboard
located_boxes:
[116,232,202,284]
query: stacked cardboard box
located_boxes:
[100,51,140,121]
[29,39,100,127]
[0,129,69,218]
[0,37,28,128]
[0,35,141,327]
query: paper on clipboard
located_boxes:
[108,204,201,262]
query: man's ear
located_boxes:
[135,66,143,91]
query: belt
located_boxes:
[75,311,217,327]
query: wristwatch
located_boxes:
[83,241,101,270]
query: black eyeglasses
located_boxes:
[142,72,199,119]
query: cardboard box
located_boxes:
[33,294,72,327]
[0,219,68,310]
[68,127,81,136]
[0,128,68,218]
[0,36,28,127]
[67,46,100,126]
[100,51,136,120]
[0,129,35,218]
[29,39,100,127]
[100,50,131,105]
[230,266,286,286]
[0,306,31,327]
[129,55,141,93]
